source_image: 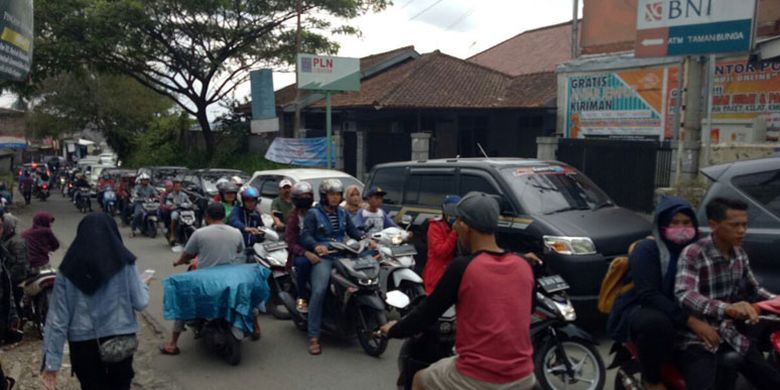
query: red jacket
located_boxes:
[422,218,458,294]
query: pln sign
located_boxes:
[297,54,360,92]
[635,0,756,58]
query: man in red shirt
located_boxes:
[382,192,536,390]
[422,195,460,294]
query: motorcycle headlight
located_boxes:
[543,236,596,255]
[358,278,379,286]
[439,321,453,335]
[390,234,404,246]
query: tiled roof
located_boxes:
[500,72,557,108]
[468,21,574,76]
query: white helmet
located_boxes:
[231,176,244,186]
[138,173,151,181]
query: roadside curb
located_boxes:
[140,310,168,338]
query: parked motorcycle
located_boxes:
[251,226,291,320]
[279,239,407,356]
[19,268,57,338]
[75,187,92,213]
[133,198,161,238]
[102,186,118,216]
[373,227,425,306]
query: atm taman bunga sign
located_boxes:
[635,0,756,58]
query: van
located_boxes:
[365,158,653,315]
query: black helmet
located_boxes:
[291,181,314,209]
[318,178,343,205]
[221,182,239,196]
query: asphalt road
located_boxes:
[14,193,617,390]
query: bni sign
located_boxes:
[635,0,756,58]
[297,54,360,92]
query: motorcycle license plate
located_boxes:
[352,257,376,270]
[538,275,569,294]
[390,244,417,257]
[263,241,288,252]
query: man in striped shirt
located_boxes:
[675,197,780,390]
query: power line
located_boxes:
[408,0,447,21]
[399,0,417,9]
[443,6,475,32]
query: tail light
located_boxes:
[42,184,48,190]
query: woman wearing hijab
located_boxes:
[608,196,718,390]
[41,214,150,390]
[343,185,364,226]
[21,212,59,271]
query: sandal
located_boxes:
[159,344,181,355]
[309,338,321,355]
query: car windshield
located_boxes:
[500,166,611,215]
[201,172,248,193]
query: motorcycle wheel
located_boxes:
[34,289,52,338]
[355,306,388,357]
[224,333,242,366]
[268,277,292,320]
[534,339,605,390]
[147,221,157,238]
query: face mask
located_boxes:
[662,226,696,245]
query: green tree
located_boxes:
[27,72,175,159]
[30,0,388,158]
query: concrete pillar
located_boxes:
[536,136,559,161]
[679,57,705,182]
[411,132,431,161]
[356,131,367,181]
[333,130,344,171]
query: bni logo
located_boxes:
[645,1,664,22]
[301,57,313,73]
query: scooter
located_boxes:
[251,226,292,320]
[134,198,161,238]
[396,298,456,390]
[102,186,118,216]
[76,187,92,213]
[19,268,57,338]
[373,227,425,306]
[173,202,198,245]
[279,239,407,356]
[185,319,246,366]
[36,182,50,202]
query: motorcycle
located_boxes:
[251,226,292,320]
[102,186,118,216]
[279,239,407,356]
[373,227,425,306]
[174,202,198,245]
[133,198,161,238]
[19,268,57,338]
[396,298,456,390]
[532,267,606,390]
[185,319,245,366]
[35,182,49,201]
[75,187,92,213]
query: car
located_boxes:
[365,158,653,316]
[182,169,250,198]
[245,168,363,215]
[89,164,117,186]
[697,155,780,289]
[136,166,190,191]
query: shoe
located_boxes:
[296,299,309,314]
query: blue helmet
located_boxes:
[241,186,259,202]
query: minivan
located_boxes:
[365,158,653,315]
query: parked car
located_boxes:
[365,158,653,316]
[697,156,780,289]
[245,169,363,215]
[136,166,190,192]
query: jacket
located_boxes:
[300,204,363,251]
[228,206,264,247]
[2,234,28,284]
[22,212,59,269]
[284,209,307,267]
[422,217,459,294]
[42,264,149,371]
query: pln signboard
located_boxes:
[635,0,756,58]
[297,54,360,92]
[0,0,32,81]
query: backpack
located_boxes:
[597,239,648,314]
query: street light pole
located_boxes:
[293,0,302,138]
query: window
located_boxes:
[249,175,264,191]
[460,174,500,196]
[732,170,780,219]
[370,167,405,204]
[404,172,456,207]
[260,176,282,198]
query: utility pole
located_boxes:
[293,0,302,138]
[571,0,579,59]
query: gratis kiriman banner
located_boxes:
[564,65,680,141]
[0,0,32,81]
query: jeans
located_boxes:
[294,256,312,301]
[307,257,333,338]
[629,308,676,384]
[69,336,135,390]
[678,344,780,390]
[131,204,144,231]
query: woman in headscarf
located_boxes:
[343,185,364,226]
[21,212,59,271]
[1,214,27,316]
[41,213,150,390]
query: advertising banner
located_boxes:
[297,54,360,92]
[264,137,335,167]
[0,0,33,81]
[564,65,680,140]
[712,60,780,120]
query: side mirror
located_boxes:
[400,214,414,226]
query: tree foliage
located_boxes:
[27,0,388,157]
[27,72,174,159]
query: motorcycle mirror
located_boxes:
[385,290,410,309]
[400,214,413,226]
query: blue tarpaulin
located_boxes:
[162,264,271,334]
[264,137,335,167]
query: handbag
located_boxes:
[97,334,138,363]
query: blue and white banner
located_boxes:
[0,135,26,149]
[264,137,335,167]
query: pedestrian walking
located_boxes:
[21,212,59,271]
[41,213,151,390]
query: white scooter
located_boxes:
[251,226,292,320]
[373,227,425,308]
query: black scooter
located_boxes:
[279,239,402,357]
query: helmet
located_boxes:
[163,180,174,192]
[231,176,244,186]
[215,177,230,192]
[240,186,259,203]
[172,176,183,183]
[221,182,239,195]
[138,173,151,181]
[291,181,314,209]
[318,178,344,205]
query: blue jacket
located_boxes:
[301,204,363,251]
[43,264,149,371]
[228,206,264,247]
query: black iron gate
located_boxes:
[556,139,669,213]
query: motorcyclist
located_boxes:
[158,179,175,237]
[165,178,192,246]
[96,172,115,209]
[228,187,264,254]
[422,195,461,294]
[212,178,230,203]
[72,173,91,211]
[131,173,159,236]
[300,179,367,355]
[219,182,239,224]
[284,181,318,314]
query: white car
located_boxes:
[244,168,364,215]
